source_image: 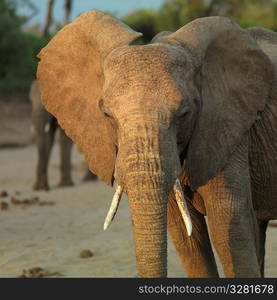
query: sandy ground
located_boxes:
[0,101,276,277]
[0,144,276,278]
[0,144,187,277]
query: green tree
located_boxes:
[122,0,277,42]
[158,0,277,31]
[0,0,47,97]
[122,9,158,43]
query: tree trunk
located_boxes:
[63,0,72,25]
[43,0,55,38]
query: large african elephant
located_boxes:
[36,11,277,277]
[30,80,97,191]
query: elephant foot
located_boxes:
[58,179,74,187]
[82,172,98,182]
[33,181,49,191]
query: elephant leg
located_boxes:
[167,192,219,277]
[257,220,268,277]
[58,128,74,187]
[82,168,98,181]
[198,138,260,277]
[33,117,57,191]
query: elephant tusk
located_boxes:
[44,122,50,133]
[103,185,123,231]
[174,179,192,236]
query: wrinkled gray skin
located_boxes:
[30,80,97,191]
[164,26,277,278]
[37,12,277,277]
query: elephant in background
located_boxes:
[37,11,277,277]
[29,80,97,191]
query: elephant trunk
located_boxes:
[119,119,180,277]
[127,176,168,277]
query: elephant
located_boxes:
[29,80,97,191]
[36,11,277,277]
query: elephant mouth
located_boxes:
[103,179,192,236]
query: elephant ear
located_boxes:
[247,27,277,68]
[164,17,274,190]
[37,11,141,186]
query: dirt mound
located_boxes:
[17,267,61,278]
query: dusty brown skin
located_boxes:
[30,80,96,190]
[37,11,277,277]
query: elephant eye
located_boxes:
[104,111,112,118]
[179,105,190,116]
[99,98,112,118]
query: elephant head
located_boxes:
[37,11,273,277]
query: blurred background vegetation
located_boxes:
[0,0,276,100]
[0,0,48,97]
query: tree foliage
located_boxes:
[122,9,158,43]
[123,0,277,42]
[0,0,47,96]
[0,0,276,97]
